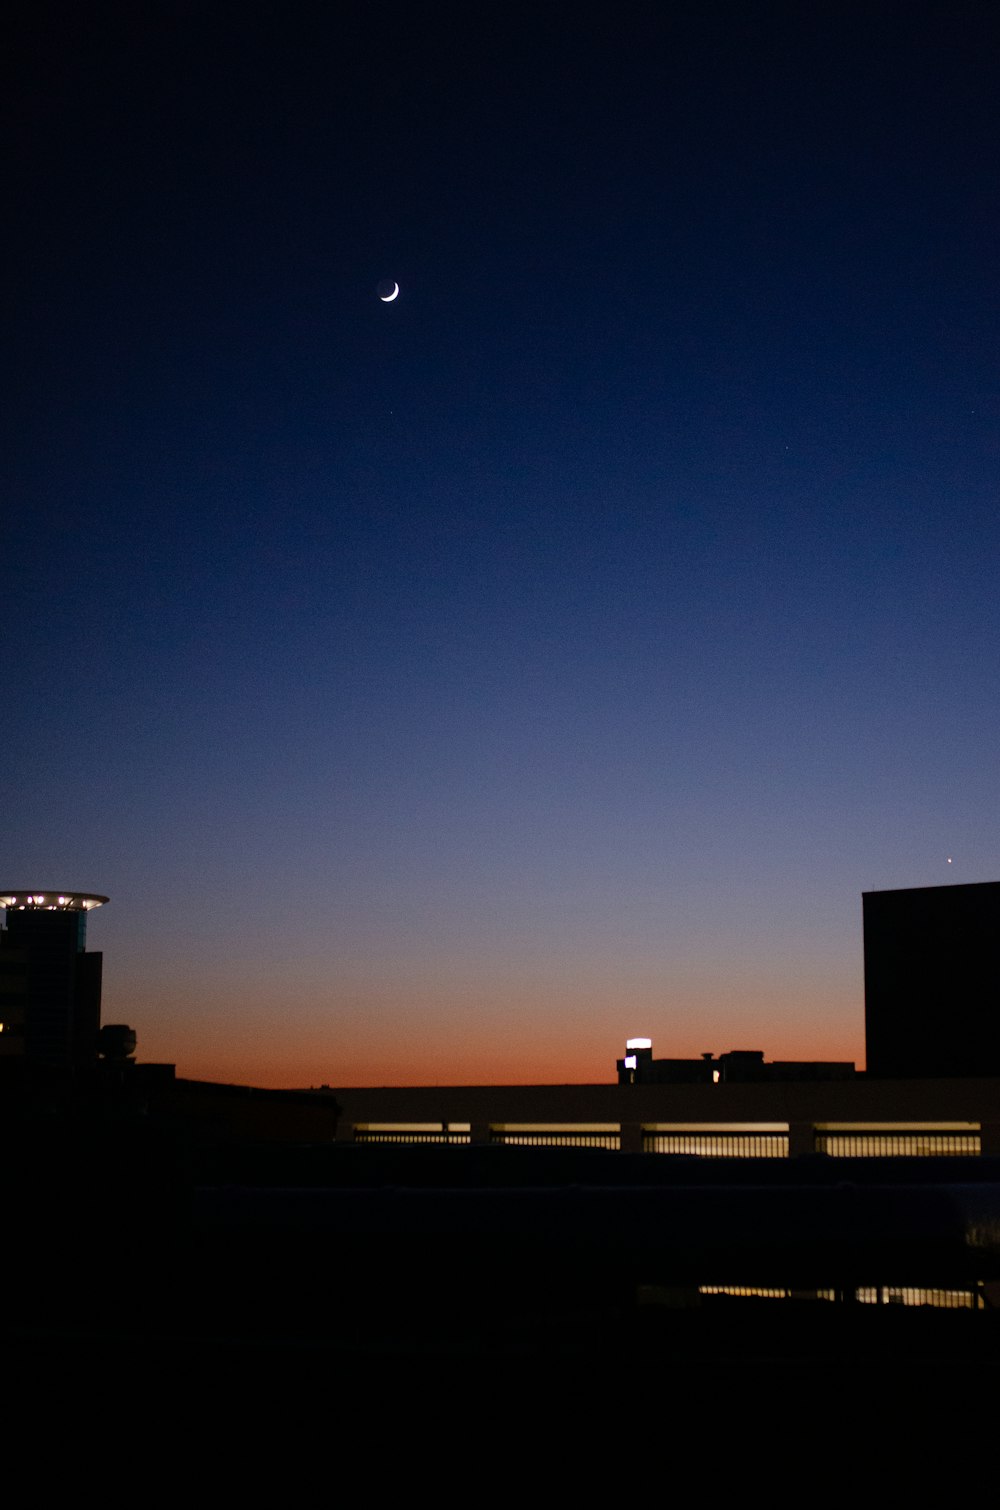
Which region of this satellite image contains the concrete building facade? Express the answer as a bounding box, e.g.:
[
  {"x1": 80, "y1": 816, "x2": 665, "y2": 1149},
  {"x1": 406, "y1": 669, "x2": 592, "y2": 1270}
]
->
[{"x1": 327, "y1": 1074, "x2": 1000, "y2": 1158}]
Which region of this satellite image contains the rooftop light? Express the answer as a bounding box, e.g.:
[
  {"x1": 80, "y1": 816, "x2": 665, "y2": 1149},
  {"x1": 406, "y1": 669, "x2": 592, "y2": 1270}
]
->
[{"x1": 0, "y1": 891, "x2": 109, "y2": 912}]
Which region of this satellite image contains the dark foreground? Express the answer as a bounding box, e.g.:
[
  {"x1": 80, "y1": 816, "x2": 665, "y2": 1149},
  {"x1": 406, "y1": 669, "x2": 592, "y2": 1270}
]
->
[{"x1": 7, "y1": 1130, "x2": 1000, "y2": 1386}]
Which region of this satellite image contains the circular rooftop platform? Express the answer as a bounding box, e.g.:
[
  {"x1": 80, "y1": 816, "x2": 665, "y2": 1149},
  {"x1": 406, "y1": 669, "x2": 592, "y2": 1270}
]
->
[{"x1": 0, "y1": 891, "x2": 109, "y2": 911}]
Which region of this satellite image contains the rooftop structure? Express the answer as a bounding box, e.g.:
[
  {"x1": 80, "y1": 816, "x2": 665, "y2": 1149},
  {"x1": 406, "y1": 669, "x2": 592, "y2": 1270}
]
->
[
  {"x1": 0, "y1": 892, "x2": 109, "y2": 911},
  {"x1": 616, "y1": 1040, "x2": 856, "y2": 1087}
]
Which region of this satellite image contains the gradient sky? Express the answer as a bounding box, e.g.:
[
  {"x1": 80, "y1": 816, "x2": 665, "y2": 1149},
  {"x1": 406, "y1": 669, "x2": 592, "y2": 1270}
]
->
[{"x1": 5, "y1": 3, "x2": 999, "y2": 1085}]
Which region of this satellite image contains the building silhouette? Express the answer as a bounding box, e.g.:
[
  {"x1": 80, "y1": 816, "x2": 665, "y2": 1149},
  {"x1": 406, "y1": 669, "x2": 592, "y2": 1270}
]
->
[
  {"x1": 615, "y1": 1041, "x2": 855, "y2": 1087},
  {"x1": 864, "y1": 881, "x2": 1000, "y2": 1079},
  {"x1": 0, "y1": 891, "x2": 108, "y2": 1067}
]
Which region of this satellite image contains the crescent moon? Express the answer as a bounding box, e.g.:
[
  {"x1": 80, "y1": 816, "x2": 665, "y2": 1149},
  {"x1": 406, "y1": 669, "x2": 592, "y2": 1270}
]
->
[{"x1": 380, "y1": 281, "x2": 399, "y2": 302}]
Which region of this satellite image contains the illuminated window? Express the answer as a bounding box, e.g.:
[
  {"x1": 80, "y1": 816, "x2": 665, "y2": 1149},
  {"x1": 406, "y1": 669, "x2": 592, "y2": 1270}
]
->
[
  {"x1": 855, "y1": 1287, "x2": 983, "y2": 1309},
  {"x1": 815, "y1": 1123, "x2": 981, "y2": 1157},
  {"x1": 354, "y1": 1123, "x2": 471, "y2": 1144},
  {"x1": 492, "y1": 1124, "x2": 621, "y2": 1150},
  {"x1": 697, "y1": 1286, "x2": 982, "y2": 1308},
  {"x1": 644, "y1": 1123, "x2": 789, "y2": 1158}
]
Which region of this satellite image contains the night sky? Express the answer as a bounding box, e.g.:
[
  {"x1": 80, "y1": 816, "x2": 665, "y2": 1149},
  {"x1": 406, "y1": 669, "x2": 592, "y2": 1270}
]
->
[{"x1": 6, "y1": 3, "x2": 999, "y2": 1085}]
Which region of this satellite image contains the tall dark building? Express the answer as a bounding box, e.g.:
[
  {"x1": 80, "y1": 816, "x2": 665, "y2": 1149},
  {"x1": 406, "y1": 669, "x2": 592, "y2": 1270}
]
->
[
  {"x1": 0, "y1": 891, "x2": 108, "y2": 1068},
  {"x1": 864, "y1": 881, "x2": 1000, "y2": 1078}
]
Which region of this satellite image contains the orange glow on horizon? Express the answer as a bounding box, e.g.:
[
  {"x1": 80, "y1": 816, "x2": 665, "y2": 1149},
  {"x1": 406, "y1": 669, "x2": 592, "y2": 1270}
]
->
[
  {"x1": 149, "y1": 1027, "x2": 865, "y2": 1091},
  {"x1": 118, "y1": 967, "x2": 865, "y2": 1089}
]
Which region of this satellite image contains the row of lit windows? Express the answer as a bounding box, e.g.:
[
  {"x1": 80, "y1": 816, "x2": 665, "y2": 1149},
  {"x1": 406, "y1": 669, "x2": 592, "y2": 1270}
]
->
[
  {"x1": 700, "y1": 1286, "x2": 826, "y2": 1300},
  {"x1": 816, "y1": 1133, "x2": 981, "y2": 1157},
  {"x1": 350, "y1": 1123, "x2": 983, "y2": 1157},
  {"x1": 698, "y1": 1286, "x2": 984, "y2": 1309},
  {"x1": 855, "y1": 1287, "x2": 983, "y2": 1309},
  {"x1": 646, "y1": 1134, "x2": 789, "y2": 1157},
  {"x1": 494, "y1": 1133, "x2": 621, "y2": 1150},
  {"x1": 355, "y1": 1130, "x2": 621, "y2": 1149}
]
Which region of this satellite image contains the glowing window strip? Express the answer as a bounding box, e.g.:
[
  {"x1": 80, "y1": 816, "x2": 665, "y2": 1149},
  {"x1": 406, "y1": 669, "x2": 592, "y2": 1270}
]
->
[
  {"x1": 644, "y1": 1122, "x2": 789, "y2": 1133},
  {"x1": 493, "y1": 1123, "x2": 619, "y2": 1134},
  {"x1": 356, "y1": 1122, "x2": 472, "y2": 1133},
  {"x1": 817, "y1": 1133, "x2": 980, "y2": 1157},
  {"x1": 855, "y1": 1288, "x2": 982, "y2": 1309},
  {"x1": 814, "y1": 1121, "x2": 980, "y2": 1132},
  {"x1": 645, "y1": 1134, "x2": 788, "y2": 1158}
]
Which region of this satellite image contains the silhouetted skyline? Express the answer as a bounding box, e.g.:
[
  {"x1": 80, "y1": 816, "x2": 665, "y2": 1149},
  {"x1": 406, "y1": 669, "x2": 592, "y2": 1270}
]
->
[{"x1": 6, "y1": 4, "x2": 999, "y2": 1084}]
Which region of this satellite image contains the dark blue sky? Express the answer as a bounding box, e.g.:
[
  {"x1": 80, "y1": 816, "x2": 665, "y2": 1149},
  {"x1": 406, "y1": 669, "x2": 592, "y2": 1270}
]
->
[{"x1": 6, "y1": 2, "x2": 999, "y2": 1083}]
